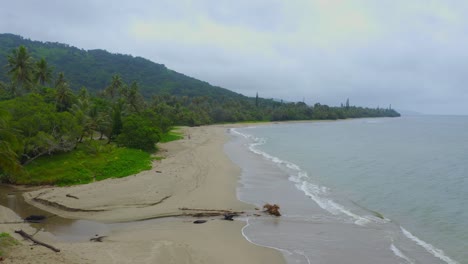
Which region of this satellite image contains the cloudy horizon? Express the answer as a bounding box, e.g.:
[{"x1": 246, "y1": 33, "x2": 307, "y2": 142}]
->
[{"x1": 1, "y1": 0, "x2": 467, "y2": 115}]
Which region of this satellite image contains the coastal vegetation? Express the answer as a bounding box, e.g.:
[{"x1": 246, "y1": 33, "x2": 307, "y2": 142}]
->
[
  {"x1": 19, "y1": 144, "x2": 152, "y2": 186},
  {"x1": 0, "y1": 232, "x2": 18, "y2": 259},
  {"x1": 0, "y1": 35, "x2": 400, "y2": 186}
]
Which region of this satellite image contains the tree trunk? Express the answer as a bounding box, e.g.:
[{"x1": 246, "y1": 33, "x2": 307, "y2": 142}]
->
[{"x1": 14, "y1": 230, "x2": 60, "y2": 252}]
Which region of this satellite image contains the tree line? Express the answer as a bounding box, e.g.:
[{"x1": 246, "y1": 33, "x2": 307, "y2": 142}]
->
[{"x1": 0, "y1": 45, "x2": 400, "y2": 182}]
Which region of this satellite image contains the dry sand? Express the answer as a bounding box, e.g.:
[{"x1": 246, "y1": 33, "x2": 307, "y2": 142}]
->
[{"x1": 0, "y1": 125, "x2": 285, "y2": 263}]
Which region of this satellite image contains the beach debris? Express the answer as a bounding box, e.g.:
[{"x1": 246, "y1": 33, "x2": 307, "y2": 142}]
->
[
  {"x1": 66, "y1": 194, "x2": 79, "y2": 199},
  {"x1": 223, "y1": 213, "x2": 236, "y2": 221},
  {"x1": 179, "y1": 208, "x2": 243, "y2": 218},
  {"x1": 155, "y1": 170, "x2": 162, "y2": 173},
  {"x1": 24, "y1": 215, "x2": 46, "y2": 223},
  {"x1": 254, "y1": 214, "x2": 261, "y2": 217},
  {"x1": 90, "y1": 235, "x2": 107, "y2": 242},
  {"x1": 14, "y1": 230, "x2": 60, "y2": 252},
  {"x1": 263, "y1": 203, "x2": 281, "y2": 216},
  {"x1": 193, "y1": 220, "x2": 207, "y2": 224}
]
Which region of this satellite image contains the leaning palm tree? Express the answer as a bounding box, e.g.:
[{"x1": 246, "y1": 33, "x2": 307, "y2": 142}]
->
[
  {"x1": 6, "y1": 45, "x2": 35, "y2": 96},
  {"x1": 34, "y1": 58, "x2": 53, "y2": 86}
]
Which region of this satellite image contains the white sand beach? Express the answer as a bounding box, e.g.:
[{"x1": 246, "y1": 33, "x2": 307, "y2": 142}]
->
[{"x1": 0, "y1": 125, "x2": 285, "y2": 264}]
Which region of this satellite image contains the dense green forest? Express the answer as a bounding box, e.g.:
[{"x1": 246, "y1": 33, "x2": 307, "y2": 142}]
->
[
  {"x1": 0, "y1": 37, "x2": 399, "y2": 184},
  {"x1": 0, "y1": 33, "x2": 242, "y2": 99}
]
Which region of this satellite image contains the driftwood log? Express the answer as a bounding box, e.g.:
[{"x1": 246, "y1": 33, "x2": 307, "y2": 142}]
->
[
  {"x1": 14, "y1": 230, "x2": 60, "y2": 252},
  {"x1": 66, "y1": 194, "x2": 79, "y2": 199},
  {"x1": 223, "y1": 213, "x2": 236, "y2": 221},
  {"x1": 90, "y1": 236, "x2": 106, "y2": 242}
]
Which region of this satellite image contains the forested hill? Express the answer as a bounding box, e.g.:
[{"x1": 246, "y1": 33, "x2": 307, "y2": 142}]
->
[{"x1": 0, "y1": 33, "x2": 242, "y2": 99}]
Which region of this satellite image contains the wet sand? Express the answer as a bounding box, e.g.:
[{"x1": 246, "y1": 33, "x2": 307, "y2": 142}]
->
[{"x1": 0, "y1": 125, "x2": 285, "y2": 264}]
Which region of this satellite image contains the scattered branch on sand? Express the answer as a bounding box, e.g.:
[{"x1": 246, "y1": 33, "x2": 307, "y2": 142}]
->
[
  {"x1": 135, "y1": 208, "x2": 244, "y2": 222},
  {"x1": 263, "y1": 203, "x2": 281, "y2": 216},
  {"x1": 90, "y1": 236, "x2": 106, "y2": 242},
  {"x1": 144, "y1": 195, "x2": 171, "y2": 207},
  {"x1": 66, "y1": 194, "x2": 79, "y2": 199},
  {"x1": 14, "y1": 230, "x2": 60, "y2": 252},
  {"x1": 179, "y1": 208, "x2": 243, "y2": 218},
  {"x1": 179, "y1": 208, "x2": 242, "y2": 213},
  {"x1": 193, "y1": 220, "x2": 207, "y2": 224},
  {"x1": 223, "y1": 213, "x2": 236, "y2": 221}
]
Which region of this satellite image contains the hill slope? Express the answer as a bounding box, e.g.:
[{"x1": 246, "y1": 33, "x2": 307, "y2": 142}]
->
[{"x1": 0, "y1": 33, "x2": 243, "y2": 99}]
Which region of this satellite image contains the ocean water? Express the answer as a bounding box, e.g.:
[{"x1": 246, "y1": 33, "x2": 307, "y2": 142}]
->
[{"x1": 225, "y1": 116, "x2": 468, "y2": 264}]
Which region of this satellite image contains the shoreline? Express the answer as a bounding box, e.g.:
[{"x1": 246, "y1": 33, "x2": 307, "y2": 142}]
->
[
  {"x1": 0, "y1": 125, "x2": 285, "y2": 263},
  {"x1": 227, "y1": 120, "x2": 462, "y2": 264}
]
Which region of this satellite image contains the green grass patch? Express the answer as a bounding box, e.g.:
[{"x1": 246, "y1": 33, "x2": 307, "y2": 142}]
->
[
  {"x1": 153, "y1": 156, "x2": 165, "y2": 161},
  {"x1": 0, "y1": 232, "x2": 18, "y2": 257},
  {"x1": 160, "y1": 127, "x2": 184, "y2": 143},
  {"x1": 18, "y1": 142, "x2": 152, "y2": 186}
]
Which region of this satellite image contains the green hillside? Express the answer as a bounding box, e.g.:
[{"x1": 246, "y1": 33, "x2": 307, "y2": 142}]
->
[
  {"x1": 0, "y1": 33, "x2": 242, "y2": 99},
  {"x1": 0, "y1": 33, "x2": 400, "y2": 125},
  {"x1": 0, "y1": 35, "x2": 401, "y2": 184}
]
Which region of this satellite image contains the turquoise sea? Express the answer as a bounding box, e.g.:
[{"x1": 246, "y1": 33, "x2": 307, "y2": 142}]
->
[{"x1": 226, "y1": 116, "x2": 467, "y2": 264}]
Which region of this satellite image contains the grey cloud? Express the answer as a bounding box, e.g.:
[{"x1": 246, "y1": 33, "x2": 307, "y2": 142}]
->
[{"x1": 1, "y1": 0, "x2": 468, "y2": 114}]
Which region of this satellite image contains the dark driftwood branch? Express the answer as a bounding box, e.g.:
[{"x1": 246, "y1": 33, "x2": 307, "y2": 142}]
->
[
  {"x1": 14, "y1": 230, "x2": 60, "y2": 252},
  {"x1": 179, "y1": 207, "x2": 241, "y2": 213},
  {"x1": 66, "y1": 194, "x2": 79, "y2": 199},
  {"x1": 90, "y1": 236, "x2": 106, "y2": 242}
]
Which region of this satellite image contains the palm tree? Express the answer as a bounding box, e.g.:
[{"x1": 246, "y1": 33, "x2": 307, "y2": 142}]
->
[
  {"x1": 125, "y1": 81, "x2": 143, "y2": 113},
  {"x1": 54, "y1": 72, "x2": 74, "y2": 111},
  {"x1": 105, "y1": 74, "x2": 123, "y2": 100},
  {"x1": 71, "y1": 98, "x2": 92, "y2": 142},
  {"x1": 6, "y1": 46, "x2": 35, "y2": 96},
  {"x1": 34, "y1": 58, "x2": 53, "y2": 86}
]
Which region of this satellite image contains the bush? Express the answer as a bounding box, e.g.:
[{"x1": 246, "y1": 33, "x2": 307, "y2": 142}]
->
[{"x1": 117, "y1": 114, "x2": 160, "y2": 152}]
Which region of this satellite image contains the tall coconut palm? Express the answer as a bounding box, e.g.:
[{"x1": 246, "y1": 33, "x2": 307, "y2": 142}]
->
[
  {"x1": 105, "y1": 74, "x2": 123, "y2": 100},
  {"x1": 34, "y1": 58, "x2": 53, "y2": 86},
  {"x1": 125, "y1": 81, "x2": 144, "y2": 113},
  {"x1": 54, "y1": 72, "x2": 74, "y2": 111},
  {"x1": 6, "y1": 45, "x2": 35, "y2": 96}
]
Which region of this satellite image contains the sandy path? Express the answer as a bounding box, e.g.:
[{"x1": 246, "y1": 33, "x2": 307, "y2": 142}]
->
[{"x1": 1, "y1": 125, "x2": 285, "y2": 263}]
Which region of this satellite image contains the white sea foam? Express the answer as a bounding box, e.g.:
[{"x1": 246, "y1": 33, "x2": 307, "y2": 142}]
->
[
  {"x1": 298, "y1": 181, "x2": 372, "y2": 226},
  {"x1": 232, "y1": 128, "x2": 375, "y2": 226},
  {"x1": 233, "y1": 127, "x2": 460, "y2": 264},
  {"x1": 390, "y1": 243, "x2": 415, "y2": 264},
  {"x1": 400, "y1": 227, "x2": 459, "y2": 264}
]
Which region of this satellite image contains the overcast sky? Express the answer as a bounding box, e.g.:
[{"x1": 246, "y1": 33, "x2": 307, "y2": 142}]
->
[{"x1": 1, "y1": 0, "x2": 468, "y2": 114}]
